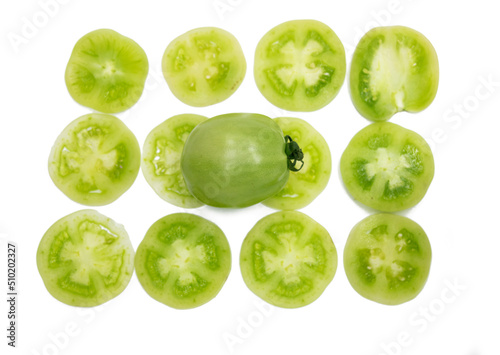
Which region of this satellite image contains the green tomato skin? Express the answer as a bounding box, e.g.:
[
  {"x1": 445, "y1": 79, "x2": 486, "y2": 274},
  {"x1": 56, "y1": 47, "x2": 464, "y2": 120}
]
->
[
  {"x1": 141, "y1": 114, "x2": 207, "y2": 208},
  {"x1": 181, "y1": 113, "x2": 289, "y2": 208},
  {"x1": 263, "y1": 116, "x2": 332, "y2": 210}
]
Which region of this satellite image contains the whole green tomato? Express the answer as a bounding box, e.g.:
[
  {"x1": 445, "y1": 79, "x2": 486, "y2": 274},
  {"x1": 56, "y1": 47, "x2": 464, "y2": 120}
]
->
[{"x1": 181, "y1": 113, "x2": 303, "y2": 208}]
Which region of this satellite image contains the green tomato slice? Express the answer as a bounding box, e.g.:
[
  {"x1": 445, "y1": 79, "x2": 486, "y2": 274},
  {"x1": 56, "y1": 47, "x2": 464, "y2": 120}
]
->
[
  {"x1": 181, "y1": 113, "x2": 290, "y2": 208},
  {"x1": 240, "y1": 211, "x2": 337, "y2": 308},
  {"x1": 135, "y1": 213, "x2": 231, "y2": 309},
  {"x1": 48, "y1": 113, "x2": 141, "y2": 206},
  {"x1": 65, "y1": 29, "x2": 149, "y2": 113},
  {"x1": 162, "y1": 27, "x2": 246, "y2": 107},
  {"x1": 263, "y1": 117, "x2": 331, "y2": 210},
  {"x1": 344, "y1": 213, "x2": 432, "y2": 305},
  {"x1": 350, "y1": 26, "x2": 439, "y2": 121},
  {"x1": 340, "y1": 122, "x2": 434, "y2": 212},
  {"x1": 37, "y1": 210, "x2": 135, "y2": 307},
  {"x1": 142, "y1": 114, "x2": 207, "y2": 208},
  {"x1": 254, "y1": 20, "x2": 346, "y2": 112}
]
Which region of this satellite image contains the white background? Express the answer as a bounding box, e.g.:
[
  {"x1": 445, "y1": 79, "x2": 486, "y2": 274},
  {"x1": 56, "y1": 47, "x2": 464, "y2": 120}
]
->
[{"x1": 1, "y1": 0, "x2": 499, "y2": 354}]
